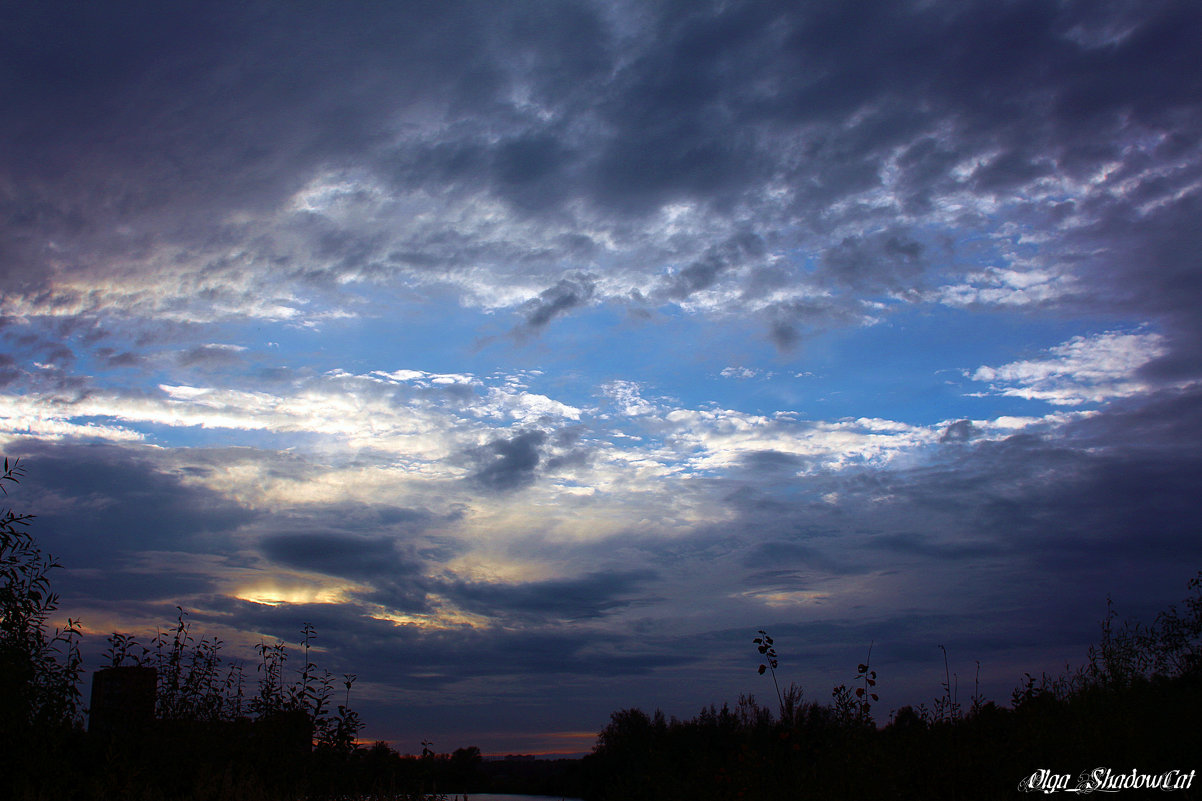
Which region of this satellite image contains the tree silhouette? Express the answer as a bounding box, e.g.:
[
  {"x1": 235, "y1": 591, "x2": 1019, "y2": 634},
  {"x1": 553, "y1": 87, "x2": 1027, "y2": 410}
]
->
[{"x1": 0, "y1": 458, "x2": 84, "y2": 796}]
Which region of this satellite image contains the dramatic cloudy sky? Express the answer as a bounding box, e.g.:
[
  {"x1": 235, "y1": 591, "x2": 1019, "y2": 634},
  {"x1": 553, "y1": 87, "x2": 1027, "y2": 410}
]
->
[{"x1": 4, "y1": 0, "x2": 1202, "y2": 754}]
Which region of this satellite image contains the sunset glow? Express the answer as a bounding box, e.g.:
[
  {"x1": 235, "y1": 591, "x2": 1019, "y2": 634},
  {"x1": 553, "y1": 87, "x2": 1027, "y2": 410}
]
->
[{"x1": 4, "y1": 0, "x2": 1201, "y2": 756}]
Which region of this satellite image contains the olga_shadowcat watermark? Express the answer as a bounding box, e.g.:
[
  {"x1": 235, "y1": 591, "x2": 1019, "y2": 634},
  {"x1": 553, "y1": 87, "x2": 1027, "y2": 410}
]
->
[{"x1": 1019, "y1": 768, "x2": 1196, "y2": 794}]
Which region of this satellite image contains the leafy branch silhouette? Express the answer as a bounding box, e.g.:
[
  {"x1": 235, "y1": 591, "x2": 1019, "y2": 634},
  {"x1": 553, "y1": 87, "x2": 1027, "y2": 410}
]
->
[{"x1": 753, "y1": 629, "x2": 784, "y2": 717}]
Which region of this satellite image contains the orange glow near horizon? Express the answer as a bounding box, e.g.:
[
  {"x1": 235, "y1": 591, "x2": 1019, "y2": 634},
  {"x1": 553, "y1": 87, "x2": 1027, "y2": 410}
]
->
[{"x1": 480, "y1": 730, "x2": 599, "y2": 758}]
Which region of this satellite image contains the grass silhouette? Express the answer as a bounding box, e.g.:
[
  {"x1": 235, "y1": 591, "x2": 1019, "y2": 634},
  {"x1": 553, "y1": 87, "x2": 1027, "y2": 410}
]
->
[
  {"x1": 3, "y1": 454, "x2": 1200, "y2": 799},
  {"x1": 582, "y1": 581, "x2": 1202, "y2": 801}
]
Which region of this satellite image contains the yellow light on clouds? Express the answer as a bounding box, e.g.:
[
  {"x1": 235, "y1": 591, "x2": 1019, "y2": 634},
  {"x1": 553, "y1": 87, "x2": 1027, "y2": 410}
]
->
[{"x1": 234, "y1": 580, "x2": 360, "y2": 607}]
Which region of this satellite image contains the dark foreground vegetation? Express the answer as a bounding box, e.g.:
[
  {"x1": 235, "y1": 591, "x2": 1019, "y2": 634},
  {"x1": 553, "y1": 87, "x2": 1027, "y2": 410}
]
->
[
  {"x1": 581, "y1": 639, "x2": 1201, "y2": 799},
  {"x1": 3, "y1": 456, "x2": 1201, "y2": 799},
  {"x1": 579, "y1": 591, "x2": 1202, "y2": 800}
]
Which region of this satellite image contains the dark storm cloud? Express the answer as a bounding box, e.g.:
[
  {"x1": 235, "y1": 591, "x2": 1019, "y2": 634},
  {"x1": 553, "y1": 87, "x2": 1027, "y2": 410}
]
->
[
  {"x1": 195, "y1": 591, "x2": 690, "y2": 692},
  {"x1": 1, "y1": 1, "x2": 600, "y2": 306},
  {"x1": 260, "y1": 532, "x2": 422, "y2": 582},
  {"x1": 819, "y1": 233, "x2": 927, "y2": 294},
  {"x1": 871, "y1": 532, "x2": 1002, "y2": 561},
  {"x1": 8, "y1": 440, "x2": 252, "y2": 559},
  {"x1": 4, "y1": 0, "x2": 1201, "y2": 363},
  {"x1": 526, "y1": 380, "x2": 1202, "y2": 615},
  {"x1": 444, "y1": 568, "x2": 660, "y2": 623},
  {"x1": 468, "y1": 429, "x2": 547, "y2": 492},
  {"x1": 41, "y1": 344, "x2": 76, "y2": 366},
  {"x1": 64, "y1": 569, "x2": 218, "y2": 606},
  {"x1": 657, "y1": 230, "x2": 767, "y2": 303},
  {"x1": 585, "y1": 0, "x2": 1201, "y2": 349},
  {"x1": 1074, "y1": 191, "x2": 1202, "y2": 382},
  {"x1": 95, "y1": 348, "x2": 146, "y2": 369},
  {"x1": 739, "y1": 450, "x2": 804, "y2": 474},
  {"x1": 656, "y1": 387, "x2": 1202, "y2": 659},
  {"x1": 1003, "y1": 405, "x2": 1202, "y2": 563},
  {"x1": 722, "y1": 484, "x2": 831, "y2": 524},
  {"x1": 3, "y1": 1, "x2": 605, "y2": 203},
  {"x1": 763, "y1": 297, "x2": 870, "y2": 351},
  {"x1": 251, "y1": 504, "x2": 465, "y2": 614},
  {"x1": 0, "y1": 353, "x2": 18, "y2": 387},
  {"x1": 940, "y1": 419, "x2": 980, "y2": 443},
  {"x1": 394, "y1": 624, "x2": 690, "y2": 682},
  {"x1": 545, "y1": 447, "x2": 593, "y2": 473},
  {"x1": 520, "y1": 275, "x2": 596, "y2": 331},
  {"x1": 1, "y1": 440, "x2": 254, "y2": 607},
  {"x1": 595, "y1": 389, "x2": 1202, "y2": 713},
  {"x1": 816, "y1": 388, "x2": 1202, "y2": 578},
  {"x1": 176, "y1": 344, "x2": 246, "y2": 369},
  {"x1": 742, "y1": 541, "x2": 858, "y2": 576},
  {"x1": 2, "y1": 330, "x2": 77, "y2": 370},
  {"x1": 768, "y1": 320, "x2": 803, "y2": 352},
  {"x1": 588, "y1": 1, "x2": 783, "y2": 213},
  {"x1": 3, "y1": 2, "x2": 489, "y2": 198},
  {"x1": 489, "y1": 132, "x2": 578, "y2": 212}
]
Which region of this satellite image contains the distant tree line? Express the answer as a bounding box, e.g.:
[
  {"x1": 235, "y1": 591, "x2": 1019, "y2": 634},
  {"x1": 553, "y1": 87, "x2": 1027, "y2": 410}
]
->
[
  {"x1": 0, "y1": 457, "x2": 497, "y2": 800},
  {"x1": 1, "y1": 457, "x2": 379, "y2": 799},
  {"x1": 5, "y1": 455, "x2": 1201, "y2": 800},
  {"x1": 0, "y1": 456, "x2": 585, "y2": 800},
  {"x1": 580, "y1": 576, "x2": 1202, "y2": 801}
]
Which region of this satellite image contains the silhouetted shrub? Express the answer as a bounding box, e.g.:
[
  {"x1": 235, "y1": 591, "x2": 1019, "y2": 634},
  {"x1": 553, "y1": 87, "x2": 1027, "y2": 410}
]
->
[
  {"x1": 0, "y1": 459, "x2": 85, "y2": 799},
  {"x1": 580, "y1": 577, "x2": 1202, "y2": 801}
]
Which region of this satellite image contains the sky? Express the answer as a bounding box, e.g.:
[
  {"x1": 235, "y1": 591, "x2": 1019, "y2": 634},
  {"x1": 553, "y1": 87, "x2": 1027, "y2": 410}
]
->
[{"x1": 3, "y1": 0, "x2": 1202, "y2": 756}]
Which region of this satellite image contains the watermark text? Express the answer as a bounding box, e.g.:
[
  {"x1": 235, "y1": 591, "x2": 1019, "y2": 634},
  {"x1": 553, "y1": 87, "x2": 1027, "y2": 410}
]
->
[{"x1": 1019, "y1": 768, "x2": 1196, "y2": 794}]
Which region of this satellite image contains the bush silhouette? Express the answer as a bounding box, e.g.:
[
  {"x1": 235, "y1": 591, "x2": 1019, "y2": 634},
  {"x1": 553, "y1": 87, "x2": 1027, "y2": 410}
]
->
[
  {"x1": 0, "y1": 458, "x2": 86, "y2": 799},
  {"x1": 5, "y1": 453, "x2": 1202, "y2": 800},
  {"x1": 581, "y1": 579, "x2": 1202, "y2": 801},
  {"x1": 0, "y1": 457, "x2": 393, "y2": 800}
]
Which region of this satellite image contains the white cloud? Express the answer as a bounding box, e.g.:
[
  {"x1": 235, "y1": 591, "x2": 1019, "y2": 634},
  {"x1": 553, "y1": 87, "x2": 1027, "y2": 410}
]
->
[
  {"x1": 0, "y1": 250, "x2": 313, "y2": 326},
  {"x1": 0, "y1": 395, "x2": 146, "y2": 445},
  {"x1": 600, "y1": 380, "x2": 661, "y2": 417},
  {"x1": 372, "y1": 369, "x2": 479, "y2": 388},
  {"x1": 970, "y1": 330, "x2": 1169, "y2": 405},
  {"x1": 479, "y1": 388, "x2": 583, "y2": 423},
  {"x1": 720, "y1": 366, "x2": 772, "y2": 380},
  {"x1": 0, "y1": 366, "x2": 588, "y2": 482},
  {"x1": 658, "y1": 409, "x2": 938, "y2": 473},
  {"x1": 932, "y1": 265, "x2": 1078, "y2": 308}
]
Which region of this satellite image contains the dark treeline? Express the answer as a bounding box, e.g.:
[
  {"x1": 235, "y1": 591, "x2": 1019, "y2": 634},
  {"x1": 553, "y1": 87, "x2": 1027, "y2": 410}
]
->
[
  {"x1": 579, "y1": 582, "x2": 1202, "y2": 801},
  {"x1": 4, "y1": 455, "x2": 1202, "y2": 799},
  {"x1": 2, "y1": 457, "x2": 455, "y2": 800},
  {"x1": 0, "y1": 456, "x2": 584, "y2": 800}
]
